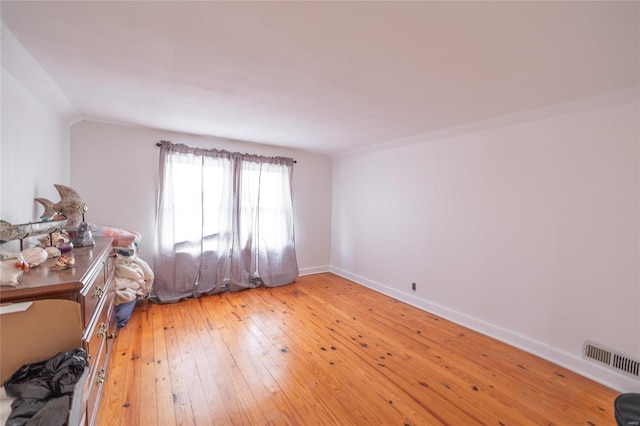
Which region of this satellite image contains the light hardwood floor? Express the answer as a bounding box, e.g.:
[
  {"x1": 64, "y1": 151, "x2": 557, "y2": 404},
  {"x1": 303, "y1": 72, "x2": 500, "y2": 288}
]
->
[{"x1": 97, "y1": 273, "x2": 619, "y2": 425}]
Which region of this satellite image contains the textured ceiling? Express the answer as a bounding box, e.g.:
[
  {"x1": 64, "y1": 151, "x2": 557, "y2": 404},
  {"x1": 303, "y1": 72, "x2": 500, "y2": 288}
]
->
[{"x1": 1, "y1": 1, "x2": 638, "y2": 154}]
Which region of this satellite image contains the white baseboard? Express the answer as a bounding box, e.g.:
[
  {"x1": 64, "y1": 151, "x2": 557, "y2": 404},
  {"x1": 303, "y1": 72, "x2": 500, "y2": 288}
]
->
[
  {"x1": 329, "y1": 266, "x2": 639, "y2": 393},
  {"x1": 299, "y1": 265, "x2": 331, "y2": 276}
]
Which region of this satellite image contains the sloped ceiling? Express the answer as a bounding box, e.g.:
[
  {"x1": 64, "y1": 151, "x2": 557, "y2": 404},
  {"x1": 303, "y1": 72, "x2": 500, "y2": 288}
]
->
[{"x1": 1, "y1": 1, "x2": 638, "y2": 154}]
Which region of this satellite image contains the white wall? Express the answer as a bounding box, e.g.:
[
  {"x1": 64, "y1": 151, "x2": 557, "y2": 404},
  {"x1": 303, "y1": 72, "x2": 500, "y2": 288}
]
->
[
  {"x1": 0, "y1": 23, "x2": 72, "y2": 251},
  {"x1": 70, "y1": 121, "x2": 332, "y2": 273},
  {"x1": 331, "y1": 93, "x2": 640, "y2": 392}
]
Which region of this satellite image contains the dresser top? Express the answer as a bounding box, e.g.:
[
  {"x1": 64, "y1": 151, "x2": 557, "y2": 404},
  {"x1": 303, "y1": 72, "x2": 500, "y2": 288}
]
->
[{"x1": 0, "y1": 236, "x2": 113, "y2": 302}]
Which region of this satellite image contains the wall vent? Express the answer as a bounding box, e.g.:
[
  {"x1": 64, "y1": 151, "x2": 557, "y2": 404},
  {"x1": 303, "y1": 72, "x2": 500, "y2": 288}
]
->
[{"x1": 584, "y1": 341, "x2": 640, "y2": 378}]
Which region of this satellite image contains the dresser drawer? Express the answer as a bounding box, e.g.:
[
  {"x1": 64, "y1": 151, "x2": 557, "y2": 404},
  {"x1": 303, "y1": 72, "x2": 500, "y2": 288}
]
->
[
  {"x1": 86, "y1": 337, "x2": 108, "y2": 426},
  {"x1": 83, "y1": 297, "x2": 109, "y2": 367},
  {"x1": 81, "y1": 261, "x2": 107, "y2": 328},
  {"x1": 82, "y1": 255, "x2": 115, "y2": 326}
]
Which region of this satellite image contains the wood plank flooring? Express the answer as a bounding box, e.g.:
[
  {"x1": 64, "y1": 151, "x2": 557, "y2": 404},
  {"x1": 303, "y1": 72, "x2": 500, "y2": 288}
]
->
[{"x1": 96, "y1": 273, "x2": 619, "y2": 425}]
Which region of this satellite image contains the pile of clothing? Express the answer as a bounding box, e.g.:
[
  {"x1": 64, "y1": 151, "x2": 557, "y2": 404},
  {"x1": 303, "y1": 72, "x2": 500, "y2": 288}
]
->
[
  {"x1": 4, "y1": 349, "x2": 87, "y2": 426},
  {"x1": 110, "y1": 231, "x2": 154, "y2": 328}
]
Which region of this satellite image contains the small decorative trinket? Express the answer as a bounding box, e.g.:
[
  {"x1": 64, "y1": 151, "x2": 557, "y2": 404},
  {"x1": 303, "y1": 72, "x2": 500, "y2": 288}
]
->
[
  {"x1": 56, "y1": 239, "x2": 74, "y2": 253},
  {"x1": 0, "y1": 252, "x2": 26, "y2": 286},
  {"x1": 50, "y1": 255, "x2": 75, "y2": 271},
  {"x1": 34, "y1": 184, "x2": 88, "y2": 228},
  {"x1": 21, "y1": 247, "x2": 48, "y2": 268},
  {"x1": 45, "y1": 246, "x2": 61, "y2": 258}
]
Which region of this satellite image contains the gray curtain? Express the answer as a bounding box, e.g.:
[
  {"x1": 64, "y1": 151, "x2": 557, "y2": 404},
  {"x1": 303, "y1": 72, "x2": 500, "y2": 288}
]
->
[
  {"x1": 228, "y1": 155, "x2": 299, "y2": 291},
  {"x1": 150, "y1": 141, "x2": 298, "y2": 303}
]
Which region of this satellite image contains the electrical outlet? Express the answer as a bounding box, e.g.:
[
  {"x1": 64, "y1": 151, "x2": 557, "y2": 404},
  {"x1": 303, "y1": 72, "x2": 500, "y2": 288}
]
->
[{"x1": 411, "y1": 282, "x2": 416, "y2": 291}]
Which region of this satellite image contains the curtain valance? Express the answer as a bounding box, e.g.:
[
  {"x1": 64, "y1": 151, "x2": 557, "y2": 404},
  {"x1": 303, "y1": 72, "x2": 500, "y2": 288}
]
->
[{"x1": 157, "y1": 140, "x2": 295, "y2": 166}]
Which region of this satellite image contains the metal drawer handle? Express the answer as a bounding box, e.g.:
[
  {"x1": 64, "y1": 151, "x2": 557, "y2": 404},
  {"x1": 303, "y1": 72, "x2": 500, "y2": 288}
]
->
[
  {"x1": 96, "y1": 368, "x2": 105, "y2": 385},
  {"x1": 93, "y1": 286, "x2": 104, "y2": 299},
  {"x1": 97, "y1": 322, "x2": 107, "y2": 338}
]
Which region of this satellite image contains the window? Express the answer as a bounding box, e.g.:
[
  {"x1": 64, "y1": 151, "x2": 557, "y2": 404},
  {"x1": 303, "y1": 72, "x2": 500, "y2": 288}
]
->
[{"x1": 153, "y1": 141, "x2": 298, "y2": 302}]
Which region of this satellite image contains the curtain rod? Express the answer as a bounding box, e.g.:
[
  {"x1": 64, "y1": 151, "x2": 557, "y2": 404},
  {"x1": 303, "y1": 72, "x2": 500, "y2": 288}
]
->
[{"x1": 155, "y1": 141, "x2": 296, "y2": 163}]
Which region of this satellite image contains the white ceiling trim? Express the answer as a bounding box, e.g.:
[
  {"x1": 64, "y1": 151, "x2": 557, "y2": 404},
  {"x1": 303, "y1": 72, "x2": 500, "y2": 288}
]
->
[{"x1": 333, "y1": 87, "x2": 640, "y2": 160}]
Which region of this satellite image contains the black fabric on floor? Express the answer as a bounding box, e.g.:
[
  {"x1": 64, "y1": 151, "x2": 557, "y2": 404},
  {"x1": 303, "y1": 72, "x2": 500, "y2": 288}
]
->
[{"x1": 4, "y1": 348, "x2": 87, "y2": 426}]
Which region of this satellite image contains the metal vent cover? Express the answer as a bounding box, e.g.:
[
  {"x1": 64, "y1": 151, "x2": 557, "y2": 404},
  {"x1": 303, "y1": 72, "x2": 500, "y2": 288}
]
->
[{"x1": 584, "y1": 341, "x2": 639, "y2": 378}]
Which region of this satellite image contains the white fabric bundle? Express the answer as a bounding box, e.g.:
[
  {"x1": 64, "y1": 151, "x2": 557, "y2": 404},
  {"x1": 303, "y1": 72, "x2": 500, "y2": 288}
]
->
[{"x1": 113, "y1": 253, "x2": 154, "y2": 305}]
